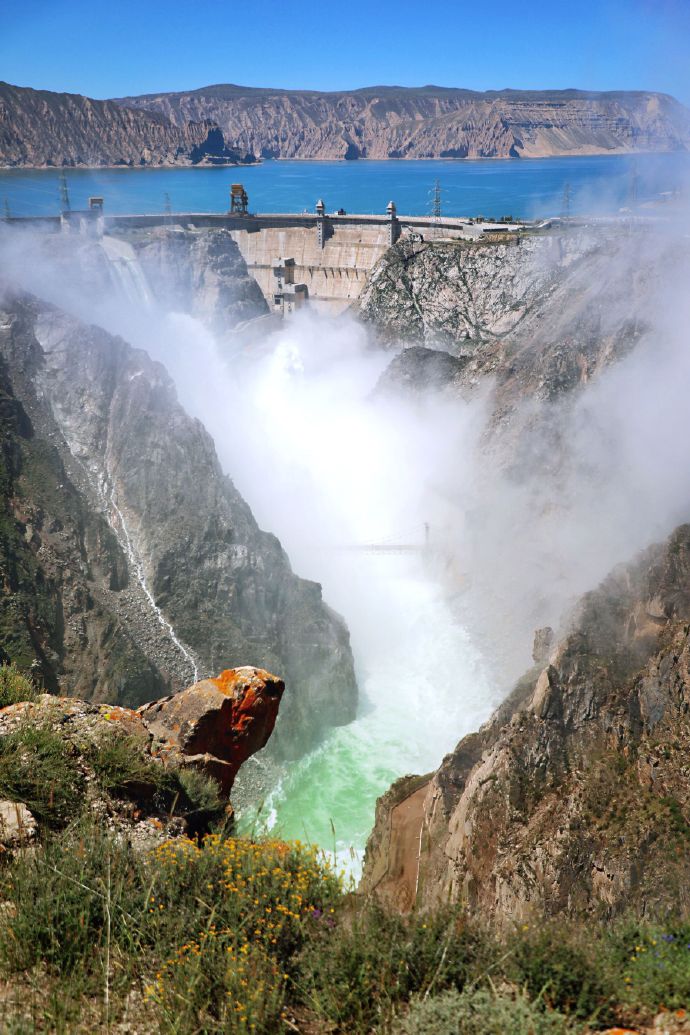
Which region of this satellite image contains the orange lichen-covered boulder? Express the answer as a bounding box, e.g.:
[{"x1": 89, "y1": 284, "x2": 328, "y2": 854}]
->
[{"x1": 138, "y1": 667, "x2": 284, "y2": 794}]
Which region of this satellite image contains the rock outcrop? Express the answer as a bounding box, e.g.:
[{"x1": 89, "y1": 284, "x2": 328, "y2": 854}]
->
[
  {"x1": 116, "y1": 226, "x2": 268, "y2": 334},
  {"x1": 363, "y1": 226, "x2": 683, "y2": 420},
  {"x1": 0, "y1": 800, "x2": 37, "y2": 849},
  {"x1": 119, "y1": 85, "x2": 690, "y2": 161},
  {"x1": 0, "y1": 666, "x2": 283, "y2": 848},
  {"x1": 139, "y1": 667, "x2": 284, "y2": 793},
  {"x1": 0, "y1": 290, "x2": 357, "y2": 756},
  {"x1": 361, "y1": 524, "x2": 690, "y2": 923},
  {"x1": 0, "y1": 81, "x2": 254, "y2": 168}
]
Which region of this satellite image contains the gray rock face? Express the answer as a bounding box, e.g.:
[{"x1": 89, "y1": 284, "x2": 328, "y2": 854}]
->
[
  {"x1": 364, "y1": 227, "x2": 682, "y2": 423},
  {"x1": 123, "y1": 227, "x2": 268, "y2": 335},
  {"x1": 0, "y1": 296, "x2": 171, "y2": 705},
  {"x1": 0, "y1": 291, "x2": 357, "y2": 757},
  {"x1": 9, "y1": 225, "x2": 267, "y2": 338},
  {"x1": 361, "y1": 525, "x2": 690, "y2": 922}
]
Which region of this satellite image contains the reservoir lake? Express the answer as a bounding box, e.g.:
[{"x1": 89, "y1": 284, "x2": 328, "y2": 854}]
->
[{"x1": 1, "y1": 152, "x2": 689, "y2": 220}]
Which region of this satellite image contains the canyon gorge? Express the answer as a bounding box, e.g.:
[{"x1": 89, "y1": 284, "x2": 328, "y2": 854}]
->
[{"x1": 2, "y1": 206, "x2": 690, "y2": 922}]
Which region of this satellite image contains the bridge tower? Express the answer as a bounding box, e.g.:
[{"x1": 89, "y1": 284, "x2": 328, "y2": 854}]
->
[{"x1": 387, "y1": 200, "x2": 400, "y2": 246}]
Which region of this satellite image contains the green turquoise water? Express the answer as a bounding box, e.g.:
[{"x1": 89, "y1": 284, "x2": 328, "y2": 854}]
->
[{"x1": 236, "y1": 560, "x2": 494, "y2": 875}]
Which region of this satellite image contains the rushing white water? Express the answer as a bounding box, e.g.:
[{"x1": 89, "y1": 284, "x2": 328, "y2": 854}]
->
[
  {"x1": 136, "y1": 308, "x2": 499, "y2": 871},
  {"x1": 100, "y1": 236, "x2": 153, "y2": 306},
  {"x1": 17, "y1": 239, "x2": 502, "y2": 869},
  {"x1": 253, "y1": 559, "x2": 493, "y2": 874}
]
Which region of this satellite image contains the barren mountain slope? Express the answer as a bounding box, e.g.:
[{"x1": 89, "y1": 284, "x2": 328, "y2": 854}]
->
[
  {"x1": 0, "y1": 81, "x2": 252, "y2": 168},
  {"x1": 120, "y1": 85, "x2": 690, "y2": 160}
]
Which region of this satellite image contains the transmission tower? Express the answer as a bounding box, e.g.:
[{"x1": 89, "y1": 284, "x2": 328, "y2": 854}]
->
[
  {"x1": 58, "y1": 171, "x2": 71, "y2": 213},
  {"x1": 629, "y1": 161, "x2": 639, "y2": 208},
  {"x1": 3, "y1": 198, "x2": 10, "y2": 221},
  {"x1": 561, "y1": 182, "x2": 571, "y2": 221},
  {"x1": 163, "y1": 192, "x2": 172, "y2": 216},
  {"x1": 430, "y1": 179, "x2": 442, "y2": 238},
  {"x1": 432, "y1": 179, "x2": 442, "y2": 219}
]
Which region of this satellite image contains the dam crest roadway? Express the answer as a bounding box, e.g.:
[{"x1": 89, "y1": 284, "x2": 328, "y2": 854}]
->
[{"x1": 5, "y1": 188, "x2": 532, "y2": 316}]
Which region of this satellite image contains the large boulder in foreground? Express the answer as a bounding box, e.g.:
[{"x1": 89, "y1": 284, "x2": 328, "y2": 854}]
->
[
  {"x1": 0, "y1": 666, "x2": 284, "y2": 846},
  {"x1": 139, "y1": 667, "x2": 284, "y2": 793}
]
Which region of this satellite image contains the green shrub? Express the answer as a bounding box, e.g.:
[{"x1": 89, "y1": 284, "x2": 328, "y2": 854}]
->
[
  {"x1": 172, "y1": 766, "x2": 225, "y2": 826},
  {"x1": 395, "y1": 987, "x2": 583, "y2": 1035},
  {"x1": 296, "y1": 905, "x2": 493, "y2": 1033},
  {"x1": 608, "y1": 920, "x2": 690, "y2": 1017},
  {"x1": 0, "y1": 816, "x2": 341, "y2": 1032},
  {"x1": 0, "y1": 663, "x2": 37, "y2": 709},
  {"x1": 0, "y1": 720, "x2": 82, "y2": 827},
  {"x1": 508, "y1": 922, "x2": 614, "y2": 1021}
]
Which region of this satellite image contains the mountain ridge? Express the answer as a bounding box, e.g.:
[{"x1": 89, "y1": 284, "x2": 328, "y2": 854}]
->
[
  {"x1": 119, "y1": 82, "x2": 690, "y2": 161},
  {"x1": 2, "y1": 80, "x2": 689, "y2": 167},
  {"x1": 0, "y1": 81, "x2": 253, "y2": 168}
]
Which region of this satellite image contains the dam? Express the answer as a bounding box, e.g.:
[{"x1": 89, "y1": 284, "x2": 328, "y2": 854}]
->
[{"x1": 5, "y1": 189, "x2": 529, "y2": 315}]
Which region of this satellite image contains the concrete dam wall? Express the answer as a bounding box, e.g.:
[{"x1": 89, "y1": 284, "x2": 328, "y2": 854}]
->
[{"x1": 6, "y1": 204, "x2": 529, "y2": 316}]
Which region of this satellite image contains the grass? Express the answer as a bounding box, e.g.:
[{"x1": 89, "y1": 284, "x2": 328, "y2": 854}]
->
[
  {"x1": 0, "y1": 818, "x2": 341, "y2": 1033},
  {"x1": 0, "y1": 720, "x2": 83, "y2": 827},
  {"x1": 0, "y1": 662, "x2": 37, "y2": 709},
  {"x1": 296, "y1": 903, "x2": 495, "y2": 1032},
  {"x1": 1, "y1": 813, "x2": 690, "y2": 1032},
  {"x1": 0, "y1": 715, "x2": 689, "y2": 1032}
]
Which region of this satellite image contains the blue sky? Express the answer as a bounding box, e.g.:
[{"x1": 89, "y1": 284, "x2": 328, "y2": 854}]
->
[{"x1": 2, "y1": 0, "x2": 690, "y2": 104}]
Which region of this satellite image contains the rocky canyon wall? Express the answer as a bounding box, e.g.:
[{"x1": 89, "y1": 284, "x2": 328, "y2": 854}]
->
[{"x1": 0, "y1": 288, "x2": 357, "y2": 757}]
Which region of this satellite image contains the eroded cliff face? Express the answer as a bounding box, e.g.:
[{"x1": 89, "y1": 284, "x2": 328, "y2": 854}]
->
[
  {"x1": 0, "y1": 82, "x2": 254, "y2": 168},
  {"x1": 119, "y1": 85, "x2": 690, "y2": 160},
  {"x1": 0, "y1": 299, "x2": 171, "y2": 705},
  {"x1": 119, "y1": 226, "x2": 268, "y2": 335},
  {"x1": 4, "y1": 223, "x2": 268, "y2": 339},
  {"x1": 0, "y1": 291, "x2": 357, "y2": 757},
  {"x1": 361, "y1": 524, "x2": 690, "y2": 922},
  {"x1": 363, "y1": 227, "x2": 680, "y2": 419}
]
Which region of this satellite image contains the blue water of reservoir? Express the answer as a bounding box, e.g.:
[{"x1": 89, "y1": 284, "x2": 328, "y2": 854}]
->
[{"x1": 1, "y1": 153, "x2": 688, "y2": 220}]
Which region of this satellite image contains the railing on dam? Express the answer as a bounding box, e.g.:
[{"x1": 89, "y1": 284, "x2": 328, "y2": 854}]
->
[{"x1": 2, "y1": 209, "x2": 528, "y2": 236}]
